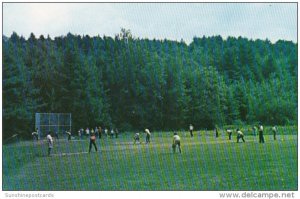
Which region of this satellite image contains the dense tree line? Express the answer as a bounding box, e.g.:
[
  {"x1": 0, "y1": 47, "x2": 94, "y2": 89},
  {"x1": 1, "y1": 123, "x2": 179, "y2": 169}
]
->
[{"x1": 2, "y1": 29, "x2": 297, "y2": 138}]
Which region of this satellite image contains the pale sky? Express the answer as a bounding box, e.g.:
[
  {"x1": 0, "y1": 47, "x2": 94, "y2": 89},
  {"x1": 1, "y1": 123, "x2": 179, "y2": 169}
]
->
[{"x1": 2, "y1": 3, "x2": 298, "y2": 43}]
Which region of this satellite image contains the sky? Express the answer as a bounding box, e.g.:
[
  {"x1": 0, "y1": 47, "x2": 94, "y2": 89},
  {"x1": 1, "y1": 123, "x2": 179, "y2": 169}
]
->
[{"x1": 2, "y1": 3, "x2": 298, "y2": 43}]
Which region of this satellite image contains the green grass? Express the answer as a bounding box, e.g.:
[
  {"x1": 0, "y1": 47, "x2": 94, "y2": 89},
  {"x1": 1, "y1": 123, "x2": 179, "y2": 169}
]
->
[{"x1": 2, "y1": 130, "x2": 297, "y2": 191}]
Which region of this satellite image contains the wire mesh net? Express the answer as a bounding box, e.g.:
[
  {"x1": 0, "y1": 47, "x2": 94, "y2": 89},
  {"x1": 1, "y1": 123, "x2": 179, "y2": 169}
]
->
[{"x1": 35, "y1": 113, "x2": 72, "y2": 138}]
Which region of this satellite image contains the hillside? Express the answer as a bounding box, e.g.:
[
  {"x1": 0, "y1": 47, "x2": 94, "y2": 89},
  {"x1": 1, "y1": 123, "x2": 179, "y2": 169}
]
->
[{"x1": 2, "y1": 30, "x2": 297, "y2": 138}]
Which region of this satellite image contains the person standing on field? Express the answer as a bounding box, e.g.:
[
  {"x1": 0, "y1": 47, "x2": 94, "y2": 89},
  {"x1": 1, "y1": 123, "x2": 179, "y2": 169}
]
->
[
  {"x1": 272, "y1": 126, "x2": 277, "y2": 140},
  {"x1": 226, "y1": 129, "x2": 232, "y2": 140},
  {"x1": 32, "y1": 128, "x2": 39, "y2": 141},
  {"x1": 86, "y1": 128, "x2": 90, "y2": 138},
  {"x1": 172, "y1": 132, "x2": 182, "y2": 153},
  {"x1": 80, "y1": 128, "x2": 84, "y2": 139},
  {"x1": 133, "y1": 132, "x2": 141, "y2": 144},
  {"x1": 98, "y1": 126, "x2": 102, "y2": 139},
  {"x1": 189, "y1": 124, "x2": 194, "y2": 137},
  {"x1": 78, "y1": 130, "x2": 81, "y2": 139},
  {"x1": 95, "y1": 127, "x2": 99, "y2": 138},
  {"x1": 236, "y1": 129, "x2": 245, "y2": 143},
  {"x1": 115, "y1": 128, "x2": 119, "y2": 138},
  {"x1": 215, "y1": 126, "x2": 219, "y2": 138},
  {"x1": 89, "y1": 130, "x2": 98, "y2": 153},
  {"x1": 47, "y1": 131, "x2": 54, "y2": 156},
  {"x1": 258, "y1": 123, "x2": 265, "y2": 143},
  {"x1": 104, "y1": 128, "x2": 108, "y2": 137},
  {"x1": 110, "y1": 129, "x2": 114, "y2": 139},
  {"x1": 145, "y1": 129, "x2": 151, "y2": 144},
  {"x1": 66, "y1": 131, "x2": 71, "y2": 141}
]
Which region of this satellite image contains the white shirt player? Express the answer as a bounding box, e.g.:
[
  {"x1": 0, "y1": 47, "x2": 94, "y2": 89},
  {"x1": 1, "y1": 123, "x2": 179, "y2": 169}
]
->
[
  {"x1": 86, "y1": 128, "x2": 90, "y2": 135},
  {"x1": 145, "y1": 129, "x2": 151, "y2": 135},
  {"x1": 173, "y1": 135, "x2": 181, "y2": 141},
  {"x1": 189, "y1": 125, "x2": 193, "y2": 131},
  {"x1": 237, "y1": 130, "x2": 244, "y2": 136},
  {"x1": 47, "y1": 134, "x2": 53, "y2": 148}
]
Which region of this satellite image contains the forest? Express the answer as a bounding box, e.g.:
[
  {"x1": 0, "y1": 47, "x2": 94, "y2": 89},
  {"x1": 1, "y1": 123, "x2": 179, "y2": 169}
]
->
[{"x1": 2, "y1": 29, "x2": 297, "y2": 139}]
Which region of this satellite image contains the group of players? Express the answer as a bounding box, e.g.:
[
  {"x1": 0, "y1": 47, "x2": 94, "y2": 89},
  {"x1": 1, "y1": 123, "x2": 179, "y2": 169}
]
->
[
  {"x1": 225, "y1": 123, "x2": 278, "y2": 143},
  {"x1": 77, "y1": 127, "x2": 120, "y2": 139},
  {"x1": 33, "y1": 122, "x2": 278, "y2": 156}
]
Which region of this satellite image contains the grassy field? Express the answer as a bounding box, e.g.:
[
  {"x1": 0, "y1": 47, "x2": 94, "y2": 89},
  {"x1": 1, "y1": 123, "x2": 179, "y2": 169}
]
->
[{"x1": 2, "y1": 129, "x2": 298, "y2": 191}]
